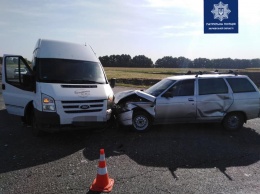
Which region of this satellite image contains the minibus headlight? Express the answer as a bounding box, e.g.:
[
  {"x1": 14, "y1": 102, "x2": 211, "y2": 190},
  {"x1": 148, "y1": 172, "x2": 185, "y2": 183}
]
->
[{"x1": 42, "y1": 94, "x2": 56, "y2": 112}]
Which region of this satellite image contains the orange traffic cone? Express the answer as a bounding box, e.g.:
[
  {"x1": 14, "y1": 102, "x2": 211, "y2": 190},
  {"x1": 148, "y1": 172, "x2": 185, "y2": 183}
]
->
[{"x1": 90, "y1": 149, "x2": 114, "y2": 192}]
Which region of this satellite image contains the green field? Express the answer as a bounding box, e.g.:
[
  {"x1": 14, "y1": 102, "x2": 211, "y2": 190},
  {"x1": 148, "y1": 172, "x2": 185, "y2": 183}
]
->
[
  {"x1": 105, "y1": 67, "x2": 260, "y2": 79},
  {"x1": 104, "y1": 67, "x2": 260, "y2": 87}
]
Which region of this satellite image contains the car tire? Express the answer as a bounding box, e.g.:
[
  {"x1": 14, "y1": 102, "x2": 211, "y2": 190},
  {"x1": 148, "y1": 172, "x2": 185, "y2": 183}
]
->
[
  {"x1": 132, "y1": 110, "x2": 152, "y2": 132},
  {"x1": 223, "y1": 112, "x2": 244, "y2": 131}
]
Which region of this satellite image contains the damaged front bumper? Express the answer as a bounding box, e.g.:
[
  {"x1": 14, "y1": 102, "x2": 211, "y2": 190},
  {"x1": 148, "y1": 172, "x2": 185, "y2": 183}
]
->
[
  {"x1": 114, "y1": 89, "x2": 156, "y2": 127},
  {"x1": 113, "y1": 103, "x2": 136, "y2": 126},
  {"x1": 115, "y1": 102, "x2": 155, "y2": 127},
  {"x1": 117, "y1": 110, "x2": 133, "y2": 126}
]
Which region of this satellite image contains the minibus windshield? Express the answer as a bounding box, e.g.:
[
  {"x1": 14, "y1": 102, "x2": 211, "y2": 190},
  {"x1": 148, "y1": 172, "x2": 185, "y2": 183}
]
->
[{"x1": 37, "y1": 58, "x2": 107, "y2": 84}]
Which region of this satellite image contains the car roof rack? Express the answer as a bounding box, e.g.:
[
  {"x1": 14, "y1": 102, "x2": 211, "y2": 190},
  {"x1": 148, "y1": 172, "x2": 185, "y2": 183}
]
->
[{"x1": 185, "y1": 69, "x2": 238, "y2": 77}]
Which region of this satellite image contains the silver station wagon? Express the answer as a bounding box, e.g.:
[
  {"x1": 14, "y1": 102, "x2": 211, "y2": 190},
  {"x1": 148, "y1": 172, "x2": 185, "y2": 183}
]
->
[{"x1": 115, "y1": 73, "x2": 260, "y2": 132}]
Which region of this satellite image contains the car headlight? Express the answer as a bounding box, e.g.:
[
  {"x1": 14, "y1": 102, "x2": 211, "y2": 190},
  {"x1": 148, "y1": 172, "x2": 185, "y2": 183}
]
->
[
  {"x1": 107, "y1": 93, "x2": 114, "y2": 110},
  {"x1": 42, "y1": 94, "x2": 56, "y2": 112}
]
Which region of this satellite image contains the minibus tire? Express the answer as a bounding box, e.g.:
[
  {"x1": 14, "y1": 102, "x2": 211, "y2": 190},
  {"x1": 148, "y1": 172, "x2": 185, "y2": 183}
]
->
[{"x1": 31, "y1": 111, "x2": 44, "y2": 137}]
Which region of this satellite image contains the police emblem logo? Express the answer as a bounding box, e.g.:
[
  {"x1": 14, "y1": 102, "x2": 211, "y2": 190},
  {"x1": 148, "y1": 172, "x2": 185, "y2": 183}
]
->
[{"x1": 211, "y1": 1, "x2": 231, "y2": 21}]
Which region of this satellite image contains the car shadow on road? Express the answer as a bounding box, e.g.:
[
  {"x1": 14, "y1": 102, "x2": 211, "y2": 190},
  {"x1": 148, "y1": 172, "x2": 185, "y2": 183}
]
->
[
  {"x1": 83, "y1": 122, "x2": 260, "y2": 181},
  {"x1": 1, "y1": 105, "x2": 259, "y2": 182},
  {"x1": 0, "y1": 109, "x2": 94, "y2": 174}
]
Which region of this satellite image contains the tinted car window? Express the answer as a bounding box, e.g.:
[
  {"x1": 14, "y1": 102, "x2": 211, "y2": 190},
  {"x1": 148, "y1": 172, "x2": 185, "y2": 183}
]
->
[
  {"x1": 199, "y1": 78, "x2": 228, "y2": 95},
  {"x1": 168, "y1": 79, "x2": 195, "y2": 96},
  {"x1": 226, "y1": 78, "x2": 256, "y2": 93}
]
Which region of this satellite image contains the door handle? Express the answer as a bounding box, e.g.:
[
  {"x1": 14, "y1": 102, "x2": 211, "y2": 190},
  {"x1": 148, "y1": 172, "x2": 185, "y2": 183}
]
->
[{"x1": 188, "y1": 98, "x2": 194, "y2": 101}]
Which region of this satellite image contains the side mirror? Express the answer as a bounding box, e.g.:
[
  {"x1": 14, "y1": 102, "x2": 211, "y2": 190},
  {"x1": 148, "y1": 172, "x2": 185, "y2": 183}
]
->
[{"x1": 110, "y1": 78, "x2": 116, "y2": 88}]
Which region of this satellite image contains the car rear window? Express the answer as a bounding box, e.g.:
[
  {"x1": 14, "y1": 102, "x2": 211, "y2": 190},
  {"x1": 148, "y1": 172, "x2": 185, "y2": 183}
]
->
[
  {"x1": 199, "y1": 78, "x2": 228, "y2": 95},
  {"x1": 226, "y1": 78, "x2": 256, "y2": 93}
]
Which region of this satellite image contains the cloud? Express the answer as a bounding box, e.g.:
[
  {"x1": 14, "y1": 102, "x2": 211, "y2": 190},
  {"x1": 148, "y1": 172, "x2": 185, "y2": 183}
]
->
[
  {"x1": 158, "y1": 30, "x2": 201, "y2": 38},
  {"x1": 239, "y1": 1, "x2": 260, "y2": 24},
  {"x1": 157, "y1": 20, "x2": 202, "y2": 38},
  {"x1": 161, "y1": 21, "x2": 201, "y2": 29},
  {"x1": 145, "y1": 0, "x2": 203, "y2": 13}
]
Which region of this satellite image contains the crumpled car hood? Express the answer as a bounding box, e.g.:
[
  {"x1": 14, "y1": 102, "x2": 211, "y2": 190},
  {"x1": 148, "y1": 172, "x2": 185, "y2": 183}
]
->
[{"x1": 115, "y1": 90, "x2": 156, "y2": 104}]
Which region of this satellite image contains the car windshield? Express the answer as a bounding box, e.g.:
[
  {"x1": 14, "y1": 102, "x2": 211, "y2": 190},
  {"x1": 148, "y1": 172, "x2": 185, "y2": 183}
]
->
[
  {"x1": 145, "y1": 78, "x2": 176, "y2": 97},
  {"x1": 37, "y1": 58, "x2": 107, "y2": 84}
]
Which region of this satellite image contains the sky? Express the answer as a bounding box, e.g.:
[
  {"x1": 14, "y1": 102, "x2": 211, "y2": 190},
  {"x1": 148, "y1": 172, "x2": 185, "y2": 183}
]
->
[{"x1": 1, "y1": 0, "x2": 260, "y2": 63}]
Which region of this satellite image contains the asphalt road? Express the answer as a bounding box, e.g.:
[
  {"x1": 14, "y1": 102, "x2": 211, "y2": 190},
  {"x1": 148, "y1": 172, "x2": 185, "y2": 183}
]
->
[{"x1": 0, "y1": 85, "x2": 260, "y2": 194}]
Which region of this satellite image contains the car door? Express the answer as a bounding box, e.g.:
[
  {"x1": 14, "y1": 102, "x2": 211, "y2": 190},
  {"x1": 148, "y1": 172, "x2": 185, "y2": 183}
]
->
[
  {"x1": 196, "y1": 77, "x2": 233, "y2": 120},
  {"x1": 2, "y1": 55, "x2": 34, "y2": 116},
  {"x1": 155, "y1": 79, "x2": 196, "y2": 124}
]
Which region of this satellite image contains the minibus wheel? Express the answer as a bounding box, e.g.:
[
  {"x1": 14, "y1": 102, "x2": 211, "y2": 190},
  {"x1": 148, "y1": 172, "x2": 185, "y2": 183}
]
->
[{"x1": 30, "y1": 111, "x2": 44, "y2": 137}]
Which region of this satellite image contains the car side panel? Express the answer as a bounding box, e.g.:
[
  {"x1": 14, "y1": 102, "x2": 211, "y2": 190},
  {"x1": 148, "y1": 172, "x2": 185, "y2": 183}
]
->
[
  {"x1": 228, "y1": 92, "x2": 260, "y2": 120},
  {"x1": 155, "y1": 96, "x2": 196, "y2": 124},
  {"x1": 196, "y1": 93, "x2": 233, "y2": 121}
]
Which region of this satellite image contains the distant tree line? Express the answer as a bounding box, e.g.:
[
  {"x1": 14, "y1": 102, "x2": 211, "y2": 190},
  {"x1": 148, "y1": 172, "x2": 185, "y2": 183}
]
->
[
  {"x1": 155, "y1": 57, "x2": 260, "y2": 69},
  {"x1": 99, "y1": 55, "x2": 260, "y2": 69},
  {"x1": 99, "y1": 55, "x2": 153, "y2": 68}
]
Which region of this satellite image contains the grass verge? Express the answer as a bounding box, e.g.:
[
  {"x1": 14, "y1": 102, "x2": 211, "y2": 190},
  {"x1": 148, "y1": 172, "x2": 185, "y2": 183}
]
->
[{"x1": 105, "y1": 67, "x2": 260, "y2": 88}]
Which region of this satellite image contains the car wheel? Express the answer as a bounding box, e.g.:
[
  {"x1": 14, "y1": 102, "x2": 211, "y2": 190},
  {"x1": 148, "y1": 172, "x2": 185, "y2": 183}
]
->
[
  {"x1": 132, "y1": 111, "x2": 152, "y2": 132},
  {"x1": 223, "y1": 112, "x2": 244, "y2": 131},
  {"x1": 31, "y1": 111, "x2": 44, "y2": 137}
]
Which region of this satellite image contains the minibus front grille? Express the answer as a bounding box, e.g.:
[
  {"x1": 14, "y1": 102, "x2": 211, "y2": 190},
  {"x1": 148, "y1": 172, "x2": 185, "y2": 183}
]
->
[
  {"x1": 62, "y1": 100, "x2": 103, "y2": 103},
  {"x1": 61, "y1": 100, "x2": 105, "y2": 114},
  {"x1": 63, "y1": 104, "x2": 103, "y2": 109},
  {"x1": 64, "y1": 109, "x2": 102, "y2": 113}
]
